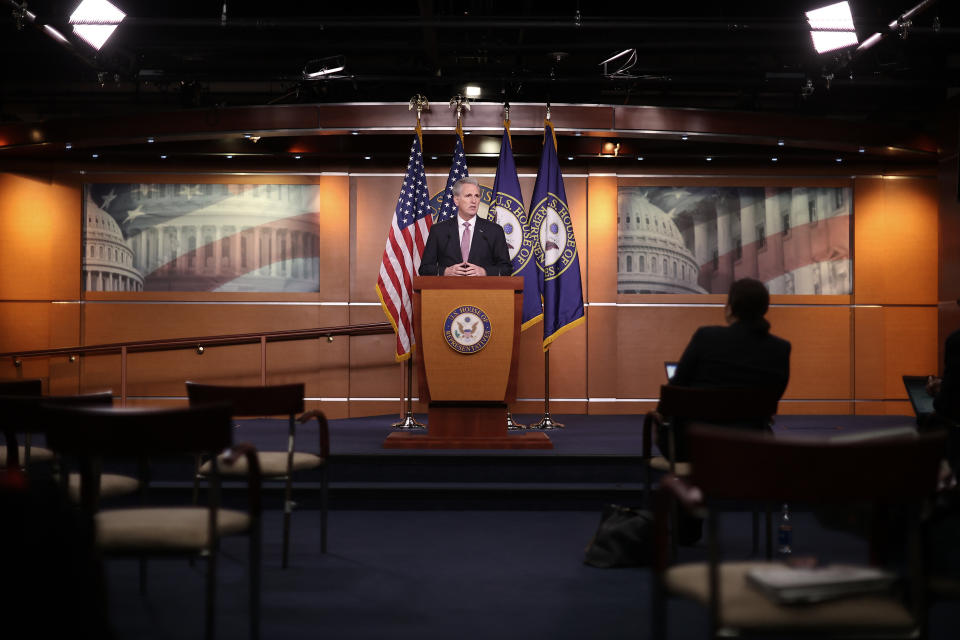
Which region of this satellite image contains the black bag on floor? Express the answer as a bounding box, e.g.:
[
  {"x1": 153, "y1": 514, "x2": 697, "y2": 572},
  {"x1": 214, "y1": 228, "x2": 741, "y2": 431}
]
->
[{"x1": 583, "y1": 504, "x2": 653, "y2": 568}]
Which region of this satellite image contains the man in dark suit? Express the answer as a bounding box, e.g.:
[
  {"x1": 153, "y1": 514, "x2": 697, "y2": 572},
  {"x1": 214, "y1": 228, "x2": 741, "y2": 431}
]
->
[{"x1": 418, "y1": 177, "x2": 512, "y2": 277}]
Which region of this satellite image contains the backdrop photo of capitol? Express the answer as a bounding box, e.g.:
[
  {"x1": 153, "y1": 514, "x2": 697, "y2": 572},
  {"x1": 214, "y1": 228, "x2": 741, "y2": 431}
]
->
[
  {"x1": 83, "y1": 183, "x2": 323, "y2": 292},
  {"x1": 617, "y1": 186, "x2": 852, "y2": 295}
]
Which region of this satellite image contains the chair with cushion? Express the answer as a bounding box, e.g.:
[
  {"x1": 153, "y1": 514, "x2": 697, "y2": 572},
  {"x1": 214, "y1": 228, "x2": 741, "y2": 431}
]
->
[
  {"x1": 652, "y1": 425, "x2": 946, "y2": 639},
  {"x1": 43, "y1": 402, "x2": 262, "y2": 640},
  {"x1": 642, "y1": 384, "x2": 782, "y2": 556},
  {"x1": 186, "y1": 381, "x2": 329, "y2": 567},
  {"x1": 1, "y1": 390, "x2": 140, "y2": 503}
]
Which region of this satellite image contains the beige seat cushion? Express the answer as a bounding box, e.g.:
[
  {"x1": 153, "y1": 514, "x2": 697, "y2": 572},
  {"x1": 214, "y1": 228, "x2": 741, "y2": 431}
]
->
[
  {"x1": 96, "y1": 507, "x2": 251, "y2": 552},
  {"x1": 67, "y1": 472, "x2": 140, "y2": 503},
  {"x1": 199, "y1": 451, "x2": 322, "y2": 477},
  {"x1": 665, "y1": 561, "x2": 915, "y2": 631},
  {"x1": 0, "y1": 445, "x2": 55, "y2": 467},
  {"x1": 647, "y1": 455, "x2": 691, "y2": 476}
]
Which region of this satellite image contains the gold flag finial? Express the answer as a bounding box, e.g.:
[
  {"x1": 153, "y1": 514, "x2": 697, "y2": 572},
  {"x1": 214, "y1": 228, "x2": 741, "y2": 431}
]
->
[
  {"x1": 408, "y1": 94, "x2": 430, "y2": 125},
  {"x1": 449, "y1": 94, "x2": 470, "y2": 124}
]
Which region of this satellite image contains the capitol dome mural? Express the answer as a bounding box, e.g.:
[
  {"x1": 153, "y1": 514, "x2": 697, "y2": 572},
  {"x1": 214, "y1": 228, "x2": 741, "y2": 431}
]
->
[
  {"x1": 617, "y1": 193, "x2": 706, "y2": 294},
  {"x1": 83, "y1": 203, "x2": 144, "y2": 292}
]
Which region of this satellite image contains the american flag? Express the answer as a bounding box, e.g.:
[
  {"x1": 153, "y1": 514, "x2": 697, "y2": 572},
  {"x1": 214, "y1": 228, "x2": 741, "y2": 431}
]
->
[
  {"x1": 434, "y1": 125, "x2": 469, "y2": 223},
  {"x1": 376, "y1": 130, "x2": 432, "y2": 361}
]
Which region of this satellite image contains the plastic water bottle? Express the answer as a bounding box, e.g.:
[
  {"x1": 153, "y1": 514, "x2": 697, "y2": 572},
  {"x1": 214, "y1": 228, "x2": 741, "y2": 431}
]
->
[{"x1": 777, "y1": 503, "x2": 793, "y2": 556}]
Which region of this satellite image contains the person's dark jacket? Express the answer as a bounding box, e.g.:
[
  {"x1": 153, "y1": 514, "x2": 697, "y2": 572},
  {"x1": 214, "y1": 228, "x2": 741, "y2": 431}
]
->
[{"x1": 418, "y1": 216, "x2": 512, "y2": 276}]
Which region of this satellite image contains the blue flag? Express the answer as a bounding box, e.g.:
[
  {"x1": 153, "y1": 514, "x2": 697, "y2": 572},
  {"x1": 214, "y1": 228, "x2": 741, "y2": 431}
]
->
[
  {"x1": 434, "y1": 125, "x2": 469, "y2": 222},
  {"x1": 490, "y1": 122, "x2": 541, "y2": 330},
  {"x1": 530, "y1": 119, "x2": 585, "y2": 351}
]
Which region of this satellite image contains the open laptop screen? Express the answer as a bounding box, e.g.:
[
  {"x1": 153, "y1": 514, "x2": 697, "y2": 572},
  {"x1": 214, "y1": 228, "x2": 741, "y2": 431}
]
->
[{"x1": 665, "y1": 361, "x2": 678, "y2": 381}]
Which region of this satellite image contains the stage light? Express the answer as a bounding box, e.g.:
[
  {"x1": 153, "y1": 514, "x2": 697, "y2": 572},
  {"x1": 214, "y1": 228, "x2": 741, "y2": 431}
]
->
[
  {"x1": 465, "y1": 85, "x2": 481, "y2": 98},
  {"x1": 69, "y1": 0, "x2": 126, "y2": 51},
  {"x1": 303, "y1": 55, "x2": 346, "y2": 79},
  {"x1": 806, "y1": 2, "x2": 858, "y2": 54}
]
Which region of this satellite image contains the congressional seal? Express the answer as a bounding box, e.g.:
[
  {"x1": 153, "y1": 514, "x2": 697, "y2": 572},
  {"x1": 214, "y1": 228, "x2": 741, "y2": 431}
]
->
[{"x1": 443, "y1": 305, "x2": 492, "y2": 354}]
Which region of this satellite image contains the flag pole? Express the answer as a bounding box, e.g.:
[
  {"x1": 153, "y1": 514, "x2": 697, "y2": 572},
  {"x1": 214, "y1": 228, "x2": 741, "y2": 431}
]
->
[
  {"x1": 391, "y1": 357, "x2": 424, "y2": 429},
  {"x1": 498, "y1": 102, "x2": 528, "y2": 431},
  {"x1": 531, "y1": 350, "x2": 563, "y2": 429},
  {"x1": 387, "y1": 94, "x2": 430, "y2": 431}
]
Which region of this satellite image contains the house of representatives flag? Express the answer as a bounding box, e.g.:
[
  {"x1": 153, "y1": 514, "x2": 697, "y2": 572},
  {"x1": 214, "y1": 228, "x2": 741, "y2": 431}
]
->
[
  {"x1": 432, "y1": 123, "x2": 469, "y2": 223},
  {"x1": 530, "y1": 119, "x2": 585, "y2": 351},
  {"x1": 490, "y1": 121, "x2": 541, "y2": 330},
  {"x1": 376, "y1": 128, "x2": 432, "y2": 361}
]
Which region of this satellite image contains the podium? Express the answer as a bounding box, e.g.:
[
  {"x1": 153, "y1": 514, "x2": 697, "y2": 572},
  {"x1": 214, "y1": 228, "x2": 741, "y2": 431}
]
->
[{"x1": 383, "y1": 276, "x2": 552, "y2": 449}]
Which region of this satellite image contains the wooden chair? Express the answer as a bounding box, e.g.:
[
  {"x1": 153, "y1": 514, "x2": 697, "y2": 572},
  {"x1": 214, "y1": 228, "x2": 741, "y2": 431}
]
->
[
  {"x1": 642, "y1": 384, "x2": 782, "y2": 556},
  {"x1": 43, "y1": 402, "x2": 262, "y2": 640},
  {"x1": 0, "y1": 379, "x2": 47, "y2": 467},
  {"x1": 652, "y1": 425, "x2": 946, "y2": 639},
  {"x1": 186, "y1": 381, "x2": 329, "y2": 567},
  {"x1": 0, "y1": 390, "x2": 140, "y2": 503}
]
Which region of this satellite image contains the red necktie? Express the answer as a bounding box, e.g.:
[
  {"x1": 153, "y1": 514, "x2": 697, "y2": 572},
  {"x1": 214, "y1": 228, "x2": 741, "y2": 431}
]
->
[{"x1": 460, "y1": 221, "x2": 471, "y2": 263}]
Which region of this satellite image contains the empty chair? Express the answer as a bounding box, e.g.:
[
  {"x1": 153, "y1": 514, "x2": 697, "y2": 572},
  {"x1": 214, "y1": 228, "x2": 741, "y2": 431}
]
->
[
  {"x1": 43, "y1": 402, "x2": 262, "y2": 640},
  {"x1": 652, "y1": 425, "x2": 946, "y2": 639},
  {"x1": 186, "y1": 381, "x2": 329, "y2": 567},
  {"x1": 642, "y1": 384, "x2": 782, "y2": 556},
  {"x1": 1, "y1": 390, "x2": 140, "y2": 503}
]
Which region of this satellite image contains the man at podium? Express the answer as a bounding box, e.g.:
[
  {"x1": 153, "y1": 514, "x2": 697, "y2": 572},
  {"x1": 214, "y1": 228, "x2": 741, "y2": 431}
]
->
[{"x1": 419, "y1": 177, "x2": 512, "y2": 277}]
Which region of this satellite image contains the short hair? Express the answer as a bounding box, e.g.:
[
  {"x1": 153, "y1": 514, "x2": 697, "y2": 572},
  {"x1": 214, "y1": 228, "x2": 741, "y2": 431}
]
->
[
  {"x1": 728, "y1": 278, "x2": 770, "y2": 332},
  {"x1": 452, "y1": 176, "x2": 480, "y2": 197}
]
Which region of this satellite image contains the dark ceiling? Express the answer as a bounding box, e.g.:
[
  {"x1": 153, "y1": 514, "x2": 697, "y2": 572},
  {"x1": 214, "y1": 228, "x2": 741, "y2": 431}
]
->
[
  {"x1": 0, "y1": 1, "x2": 958, "y2": 171},
  {"x1": 2, "y1": 1, "x2": 958, "y2": 126}
]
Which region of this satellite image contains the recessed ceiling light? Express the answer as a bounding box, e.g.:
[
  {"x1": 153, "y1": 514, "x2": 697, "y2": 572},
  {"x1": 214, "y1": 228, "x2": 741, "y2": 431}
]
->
[
  {"x1": 364, "y1": 156, "x2": 371, "y2": 160},
  {"x1": 637, "y1": 156, "x2": 644, "y2": 161},
  {"x1": 835, "y1": 157, "x2": 843, "y2": 163},
  {"x1": 464, "y1": 85, "x2": 481, "y2": 98},
  {"x1": 91, "y1": 153, "x2": 99, "y2": 158},
  {"x1": 771, "y1": 157, "x2": 779, "y2": 162},
  {"x1": 351, "y1": 131, "x2": 359, "y2": 136},
  {"x1": 294, "y1": 155, "x2": 301, "y2": 160},
  {"x1": 681, "y1": 135, "x2": 689, "y2": 141},
  {"x1": 160, "y1": 154, "x2": 167, "y2": 159},
  {"x1": 567, "y1": 156, "x2": 574, "y2": 161},
  {"x1": 226, "y1": 155, "x2": 233, "y2": 159},
  {"x1": 858, "y1": 147, "x2": 865, "y2": 153},
  {"x1": 431, "y1": 155, "x2": 437, "y2": 160},
  {"x1": 705, "y1": 156, "x2": 713, "y2": 162},
  {"x1": 65, "y1": 142, "x2": 72, "y2": 150},
  {"x1": 147, "y1": 137, "x2": 155, "y2": 143},
  {"x1": 778, "y1": 139, "x2": 785, "y2": 146}
]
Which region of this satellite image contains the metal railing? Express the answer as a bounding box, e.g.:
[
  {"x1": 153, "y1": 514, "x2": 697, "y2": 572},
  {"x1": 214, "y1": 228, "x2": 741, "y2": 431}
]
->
[{"x1": 1, "y1": 321, "x2": 394, "y2": 406}]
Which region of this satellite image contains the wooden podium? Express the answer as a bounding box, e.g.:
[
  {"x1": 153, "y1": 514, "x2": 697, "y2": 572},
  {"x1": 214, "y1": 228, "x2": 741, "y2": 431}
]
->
[{"x1": 383, "y1": 276, "x2": 552, "y2": 449}]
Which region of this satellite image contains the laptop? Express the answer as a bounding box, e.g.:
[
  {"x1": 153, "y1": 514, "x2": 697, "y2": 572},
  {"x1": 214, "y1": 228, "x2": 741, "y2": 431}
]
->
[
  {"x1": 902, "y1": 375, "x2": 935, "y2": 425},
  {"x1": 665, "y1": 361, "x2": 678, "y2": 381}
]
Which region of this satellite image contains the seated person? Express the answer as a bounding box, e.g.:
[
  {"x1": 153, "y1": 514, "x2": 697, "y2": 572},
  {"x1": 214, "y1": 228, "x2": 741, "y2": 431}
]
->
[
  {"x1": 659, "y1": 277, "x2": 791, "y2": 462},
  {"x1": 927, "y1": 316, "x2": 960, "y2": 477}
]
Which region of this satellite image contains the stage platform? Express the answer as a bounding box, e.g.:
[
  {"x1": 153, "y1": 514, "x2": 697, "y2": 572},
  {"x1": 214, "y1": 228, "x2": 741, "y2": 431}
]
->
[{"x1": 210, "y1": 412, "x2": 922, "y2": 510}]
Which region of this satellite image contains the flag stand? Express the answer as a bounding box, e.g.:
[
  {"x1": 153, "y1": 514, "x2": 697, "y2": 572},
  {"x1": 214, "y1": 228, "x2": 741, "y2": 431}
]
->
[
  {"x1": 506, "y1": 412, "x2": 526, "y2": 430},
  {"x1": 530, "y1": 351, "x2": 564, "y2": 429},
  {"x1": 392, "y1": 357, "x2": 425, "y2": 429}
]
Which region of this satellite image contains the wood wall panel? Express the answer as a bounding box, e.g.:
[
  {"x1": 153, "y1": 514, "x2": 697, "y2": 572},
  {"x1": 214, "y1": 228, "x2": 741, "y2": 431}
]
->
[
  {"x1": 587, "y1": 176, "x2": 618, "y2": 302},
  {"x1": 854, "y1": 176, "x2": 938, "y2": 305},
  {"x1": 853, "y1": 306, "x2": 885, "y2": 401},
  {"x1": 766, "y1": 306, "x2": 852, "y2": 399},
  {"x1": 586, "y1": 306, "x2": 619, "y2": 399},
  {"x1": 315, "y1": 175, "x2": 351, "y2": 301},
  {"x1": 0, "y1": 174, "x2": 81, "y2": 301},
  {"x1": 882, "y1": 306, "x2": 938, "y2": 398}
]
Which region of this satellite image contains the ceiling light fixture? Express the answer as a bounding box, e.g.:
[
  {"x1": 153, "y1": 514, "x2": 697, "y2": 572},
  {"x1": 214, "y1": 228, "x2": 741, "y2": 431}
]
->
[
  {"x1": 464, "y1": 85, "x2": 481, "y2": 98},
  {"x1": 303, "y1": 54, "x2": 346, "y2": 79},
  {"x1": 69, "y1": 0, "x2": 126, "y2": 51},
  {"x1": 806, "y1": 1, "x2": 859, "y2": 54}
]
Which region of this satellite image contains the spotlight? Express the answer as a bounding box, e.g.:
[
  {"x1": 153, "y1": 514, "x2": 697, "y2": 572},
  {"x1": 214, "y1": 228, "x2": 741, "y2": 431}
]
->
[
  {"x1": 303, "y1": 55, "x2": 346, "y2": 79},
  {"x1": 70, "y1": 0, "x2": 126, "y2": 51},
  {"x1": 806, "y1": 2, "x2": 858, "y2": 54}
]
